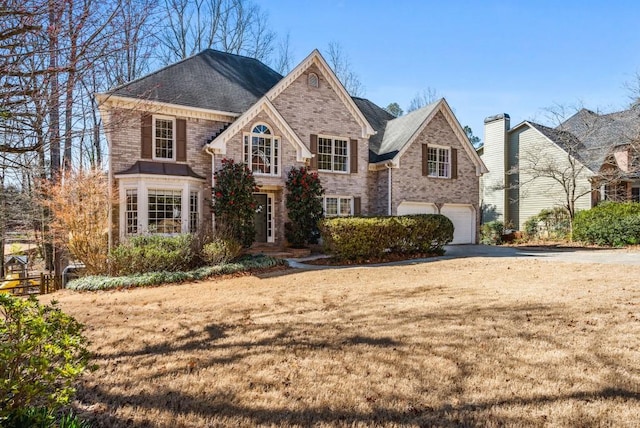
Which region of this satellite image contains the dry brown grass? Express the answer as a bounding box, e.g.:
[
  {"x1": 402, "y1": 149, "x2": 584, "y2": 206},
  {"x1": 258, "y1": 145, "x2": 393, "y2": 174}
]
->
[{"x1": 41, "y1": 257, "x2": 640, "y2": 427}]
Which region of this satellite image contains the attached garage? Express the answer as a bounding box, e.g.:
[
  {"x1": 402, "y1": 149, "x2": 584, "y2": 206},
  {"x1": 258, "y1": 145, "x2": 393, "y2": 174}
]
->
[
  {"x1": 397, "y1": 201, "x2": 437, "y2": 215},
  {"x1": 441, "y1": 204, "x2": 476, "y2": 244}
]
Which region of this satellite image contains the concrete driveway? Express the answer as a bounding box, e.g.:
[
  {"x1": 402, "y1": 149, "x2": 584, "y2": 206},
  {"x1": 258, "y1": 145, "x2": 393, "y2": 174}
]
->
[{"x1": 442, "y1": 244, "x2": 640, "y2": 266}]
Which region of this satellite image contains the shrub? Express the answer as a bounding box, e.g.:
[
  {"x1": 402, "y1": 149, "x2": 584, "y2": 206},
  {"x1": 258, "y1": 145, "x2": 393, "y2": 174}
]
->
[
  {"x1": 212, "y1": 158, "x2": 259, "y2": 247},
  {"x1": 3, "y1": 407, "x2": 91, "y2": 428},
  {"x1": 480, "y1": 220, "x2": 504, "y2": 245},
  {"x1": 0, "y1": 295, "x2": 90, "y2": 421},
  {"x1": 523, "y1": 207, "x2": 571, "y2": 240},
  {"x1": 39, "y1": 169, "x2": 113, "y2": 275},
  {"x1": 285, "y1": 167, "x2": 324, "y2": 247},
  {"x1": 573, "y1": 201, "x2": 640, "y2": 246},
  {"x1": 110, "y1": 234, "x2": 197, "y2": 276},
  {"x1": 202, "y1": 236, "x2": 242, "y2": 265},
  {"x1": 319, "y1": 214, "x2": 453, "y2": 260},
  {"x1": 68, "y1": 255, "x2": 285, "y2": 291}
]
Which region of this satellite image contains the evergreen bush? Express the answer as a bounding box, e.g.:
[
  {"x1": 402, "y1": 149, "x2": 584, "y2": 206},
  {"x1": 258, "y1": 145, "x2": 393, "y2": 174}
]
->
[
  {"x1": 285, "y1": 167, "x2": 324, "y2": 247},
  {"x1": 109, "y1": 234, "x2": 197, "y2": 276},
  {"x1": 319, "y1": 214, "x2": 453, "y2": 260},
  {"x1": 573, "y1": 202, "x2": 640, "y2": 246}
]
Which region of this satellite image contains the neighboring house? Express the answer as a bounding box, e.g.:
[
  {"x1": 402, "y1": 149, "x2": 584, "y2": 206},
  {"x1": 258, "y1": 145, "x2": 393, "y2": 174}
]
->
[
  {"x1": 97, "y1": 49, "x2": 487, "y2": 246},
  {"x1": 480, "y1": 107, "x2": 640, "y2": 229}
]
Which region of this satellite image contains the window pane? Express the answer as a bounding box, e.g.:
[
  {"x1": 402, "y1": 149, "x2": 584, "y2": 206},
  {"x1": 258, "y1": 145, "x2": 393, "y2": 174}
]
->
[
  {"x1": 155, "y1": 119, "x2": 174, "y2": 159},
  {"x1": 325, "y1": 197, "x2": 338, "y2": 216},
  {"x1": 334, "y1": 139, "x2": 348, "y2": 172},
  {"x1": 125, "y1": 189, "x2": 138, "y2": 234},
  {"x1": 148, "y1": 190, "x2": 182, "y2": 234},
  {"x1": 339, "y1": 198, "x2": 352, "y2": 216},
  {"x1": 248, "y1": 126, "x2": 275, "y2": 174},
  {"x1": 189, "y1": 191, "x2": 198, "y2": 233}
]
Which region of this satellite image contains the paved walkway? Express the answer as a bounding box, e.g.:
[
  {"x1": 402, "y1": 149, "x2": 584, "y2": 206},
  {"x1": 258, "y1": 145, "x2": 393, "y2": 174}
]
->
[{"x1": 287, "y1": 245, "x2": 640, "y2": 269}]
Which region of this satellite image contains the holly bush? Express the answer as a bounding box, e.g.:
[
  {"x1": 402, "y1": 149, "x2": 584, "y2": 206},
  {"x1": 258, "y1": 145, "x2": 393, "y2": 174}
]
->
[
  {"x1": 0, "y1": 295, "x2": 90, "y2": 421},
  {"x1": 212, "y1": 159, "x2": 259, "y2": 247},
  {"x1": 285, "y1": 167, "x2": 324, "y2": 247}
]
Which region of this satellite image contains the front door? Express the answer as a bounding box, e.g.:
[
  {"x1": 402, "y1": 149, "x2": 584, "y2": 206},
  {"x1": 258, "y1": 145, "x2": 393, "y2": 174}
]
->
[{"x1": 254, "y1": 193, "x2": 268, "y2": 243}]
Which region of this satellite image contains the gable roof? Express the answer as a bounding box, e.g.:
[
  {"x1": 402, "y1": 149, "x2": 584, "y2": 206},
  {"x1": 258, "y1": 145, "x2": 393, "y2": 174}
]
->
[
  {"x1": 205, "y1": 97, "x2": 312, "y2": 162},
  {"x1": 264, "y1": 49, "x2": 375, "y2": 138},
  {"x1": 105, "y1": 49, "x2": 283, "y2": 114},
  {"x1": 512, "y1": 106, "x2": 640, "y2": 174},
  {"x1": 360, "y1": 98, "x2": 488, "y2": 174}
]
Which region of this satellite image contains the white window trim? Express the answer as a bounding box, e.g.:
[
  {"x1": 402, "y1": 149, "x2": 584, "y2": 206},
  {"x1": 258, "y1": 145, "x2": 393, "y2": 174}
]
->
[
  {"x1": 427, "y1": 145, "x2": 451, "y2": 179},
  {"x1": 317, "y1": 134, "x2": 350, "y2": 174},
  {"x1": 243, "y1": 122, "x2": 280, "y2": 177},
  {"x1": 152, "y1": 114, "x2": 176, "y2": 161},
  {"x1": 323, "y1": 195, "x2": 353, "y2": 217},
  {"x1": 118, "y1": 175, "x2": 203, "y2": 237}
]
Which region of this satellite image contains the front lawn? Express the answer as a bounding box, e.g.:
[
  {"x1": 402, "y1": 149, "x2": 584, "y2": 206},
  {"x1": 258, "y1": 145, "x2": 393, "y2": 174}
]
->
[{"x1": 42, "y1": 257, "x2": 640, "y2": 427}]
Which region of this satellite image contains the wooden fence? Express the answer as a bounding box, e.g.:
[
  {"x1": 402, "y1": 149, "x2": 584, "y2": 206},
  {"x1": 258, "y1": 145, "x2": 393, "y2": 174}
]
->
[{"x1": 0, "y1": 274, "x2": 63, "y2": 296}]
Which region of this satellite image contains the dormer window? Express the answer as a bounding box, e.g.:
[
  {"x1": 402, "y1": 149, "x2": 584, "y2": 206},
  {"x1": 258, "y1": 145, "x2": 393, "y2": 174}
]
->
[
  {"x1": 153, "y1": 115, "x2": 175, "y2": 160},
  {"x1": 244, "y1": 124, "x2": 280, "y2": 176},
  {"x1": 308, "y1": 72, "x2": 319, "y2": 88}
]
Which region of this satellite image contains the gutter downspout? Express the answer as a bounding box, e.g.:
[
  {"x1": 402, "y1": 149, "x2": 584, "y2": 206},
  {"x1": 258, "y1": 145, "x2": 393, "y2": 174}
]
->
[{"x1": 386, "y1": 161, "x2": 393, "y2": 215}]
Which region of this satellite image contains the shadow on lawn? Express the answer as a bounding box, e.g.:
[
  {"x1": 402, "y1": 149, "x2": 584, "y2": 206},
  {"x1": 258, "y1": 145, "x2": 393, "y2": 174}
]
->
[
  {"x1": 77, "y1": 384, "x2": 640, "y2": 428},
  {"x1": 78, "y1": 294, "x2": 640, "y2": 427}
]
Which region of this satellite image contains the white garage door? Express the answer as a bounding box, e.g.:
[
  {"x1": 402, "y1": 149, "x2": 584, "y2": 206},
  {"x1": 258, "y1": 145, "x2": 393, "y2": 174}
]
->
[
  {"x1": 397, "y1": 202, "x2": 437, "y2": 215},
  {"x1": 441, "y1": 204, "x2": 475, "y2": 244}
]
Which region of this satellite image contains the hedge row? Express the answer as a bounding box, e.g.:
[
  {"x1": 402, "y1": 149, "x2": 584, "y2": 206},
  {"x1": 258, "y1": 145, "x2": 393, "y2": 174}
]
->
[
  {"x1": 573, "y1": 202, "x2": 640, "y2": 246},
  {"x1": 67, "y1": 255, "x2": 285, "y2": 291},
  {"x1": 319, "y1": 214, "x2": 453, "y2": 260}
]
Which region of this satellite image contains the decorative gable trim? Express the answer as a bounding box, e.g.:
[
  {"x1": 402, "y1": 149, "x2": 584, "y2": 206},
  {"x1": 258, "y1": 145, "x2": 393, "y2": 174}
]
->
[
  {"x1": 393, "y1": 99, "x2": 488, "y2": 176},
  {"x1": 264, "y1": 49, "x2": 375, "y2": 139},
  {"x1": 206, "y1": 97, "x2": 312, "y2": 162},
  {"x1": 96, "y1": 93, "x2": 239, "y2": 123}
]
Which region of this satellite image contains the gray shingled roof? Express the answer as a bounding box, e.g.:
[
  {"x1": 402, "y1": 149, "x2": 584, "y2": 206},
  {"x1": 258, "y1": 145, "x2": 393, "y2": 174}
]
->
[
  {"x1": 558, "y1": 106, "x2": 640, "y2": 172},
  {"x1": 107, "y1": 49, "x2": 283, "y2": 114},
  {"x1": 115, "y1": 161, "x2": 205, "y2": 180},
  {"x1": 376, "y1": 101, "x2": 441, "y2": 162},
  {"x1": 354, "y1": 98, "x2": 442, "y2": 163},
  {"x1": 352, "y1": 97, "x2": 396, "y2": 162}
]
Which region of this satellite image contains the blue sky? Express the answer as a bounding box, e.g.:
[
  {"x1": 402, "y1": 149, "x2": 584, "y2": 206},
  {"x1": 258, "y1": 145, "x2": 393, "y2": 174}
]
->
[{"x1": 266, "y1": 0, "x2": 640, "y2": 142}]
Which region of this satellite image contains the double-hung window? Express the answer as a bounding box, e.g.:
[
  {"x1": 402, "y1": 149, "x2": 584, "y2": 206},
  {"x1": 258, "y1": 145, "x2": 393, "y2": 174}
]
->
[
  {"x1": 153, "y1": 116, "x2": 175, "y2": 160},
  {"x1": 148, "y1": 189, "x2": 182, "y2": 234},
  {"x1": 318, "y1": 137, "x2": 348, "y2": 172},
  {"x1": 324, "y1": 196, "x2": 352, "y2": 217},
  {"x1": 125, "y1": 189, "x2": 138, "y2": 235},
  {"x1": 427, "y1": 146, "x2": 450, "y2": 178},
  {"x1": 244, "y1": 124, "x2": 279, "y2": 175}
]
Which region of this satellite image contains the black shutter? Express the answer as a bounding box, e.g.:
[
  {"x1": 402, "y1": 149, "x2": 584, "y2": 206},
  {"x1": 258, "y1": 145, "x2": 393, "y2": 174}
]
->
[
  {"x1": 141, "y1": 115, "x2": 152, "y2": 159},
  {"x1": 421, "y1": 144, "x2": 428, "y2": 176},
  {"x1": 353, "y1": 197, "x2": 361, "y2": 216},
  {"x1": 350, "y1": 139, "x2": 358, "y2": 173},
  {"x1": 451, "y1": 148, "x2": 457, "y2": 179},
  {"x1": 176, "y1": 119, "x2": 187, "y2": 162}
]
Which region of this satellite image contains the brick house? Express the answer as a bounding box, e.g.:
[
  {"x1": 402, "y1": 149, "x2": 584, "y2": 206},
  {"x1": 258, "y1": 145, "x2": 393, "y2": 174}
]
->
[{"x1": 97, "y1": 49, "x2": 487, "y2": 246}]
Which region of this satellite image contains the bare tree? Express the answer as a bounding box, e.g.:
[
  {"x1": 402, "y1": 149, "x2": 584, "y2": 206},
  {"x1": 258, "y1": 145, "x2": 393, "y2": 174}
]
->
[
  {"x1": 156, "y1": 0, "x2": 276, "y2": 64},
  {"x1": 406, "y1": 88, "x2": 439, "y2": 113},
  {"x1": 271, "y1": 31, "x2": 293, "y2": 75},
  {"x1": 324, "y1": 41, "x2": 365, "y2": 97},
  {"x1": 509, "y1": 104, "x2": 640, "y2": 230}
]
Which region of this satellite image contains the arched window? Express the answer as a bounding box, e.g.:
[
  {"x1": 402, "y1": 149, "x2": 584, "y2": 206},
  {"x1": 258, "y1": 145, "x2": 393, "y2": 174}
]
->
[
  {"x1": 243, "y1": 124, "x2": 279, "y2": 175},
  {"x1": 308, "y1": 72, "x2": 319, "y2": 88}
]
